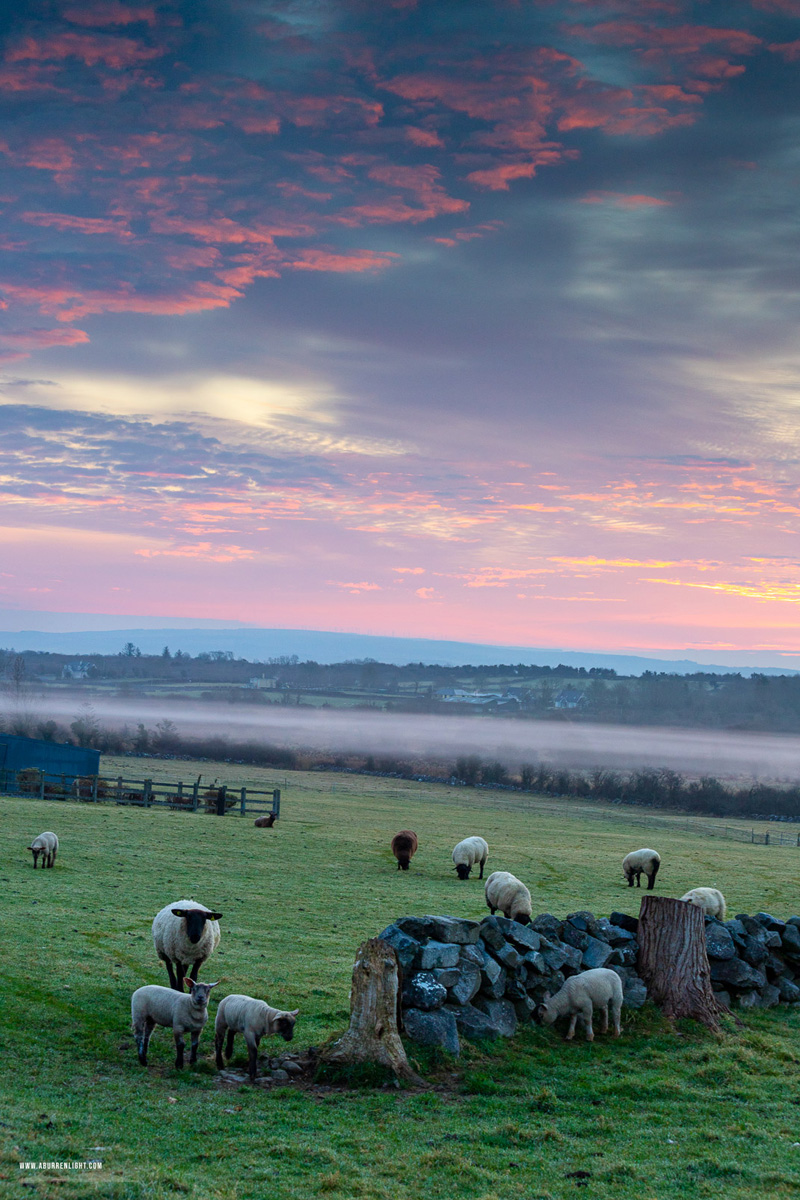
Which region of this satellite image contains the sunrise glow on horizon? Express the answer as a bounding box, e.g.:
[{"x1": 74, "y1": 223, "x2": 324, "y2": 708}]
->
[{"x1": 2, "y1": 1, "x2": 800, "y2": 666}]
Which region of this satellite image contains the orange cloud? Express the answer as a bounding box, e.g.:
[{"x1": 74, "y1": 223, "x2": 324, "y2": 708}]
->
[
  {"x1": 580, "y1": 191, "x2": 672, "y2": 207},
  {"x1": 287, "y1": 248, "x2": 400, "y2": 272},
  {"x1": 21, "y1": 211, "x2": 133, "y2": 237}
]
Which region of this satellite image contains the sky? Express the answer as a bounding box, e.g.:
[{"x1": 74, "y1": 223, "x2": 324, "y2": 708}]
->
[{"x1": 2, "y1": 0, "x2": 800, "y2": 665}]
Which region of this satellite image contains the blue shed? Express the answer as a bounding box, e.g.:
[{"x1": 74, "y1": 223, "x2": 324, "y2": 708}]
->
[{"x1": 0, "y1": 733, "x2": 100, "y2": 782}]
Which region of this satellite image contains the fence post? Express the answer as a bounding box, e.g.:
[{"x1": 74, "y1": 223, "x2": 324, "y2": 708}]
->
[
  {"x1": 273, "y1": 788, "x2": 281, "y2": 818},
  {"x1": 765, "y1": 832, "x2": 770, "y2": 845},
  {"x1": 751, "y1": 829, "x2": 754, "y2": 843},
  {"x1": 117, "y1": 776, "x2": 123, "y2": 804},
  {"x1": 39, "y1": 771, "x2": 45, "y2": 800},
  {"x1": 216, "y1": 786, "x2": 227, "y2": 816},
  {"x1": 178, "y1": 781, "x2": 184, "y2": 803},
  {"x1": 240, "y1": 787, "x2": 246, "y2": 816},
  {"x1": 144, "y1": 779, "x2": 152, "y2": 808},
  {"x1": 92, "y1": 775, "x2": 98, "y2": 803},
  {"x1": 192, "y1": 780, "x2": 199, "y2": 812}
]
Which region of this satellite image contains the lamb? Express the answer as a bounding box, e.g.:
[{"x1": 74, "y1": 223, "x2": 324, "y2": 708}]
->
[
  {"x1": 391, "y1": 830, "x2": 418, "y2": 870},
  {"x1": 484, "y1": 870, "x2": 532, "y2": 924},
  {"x1": 452, "y1": 835, "x2": 489, "y2": 880},
  {"x1": 215, "y1": 993, "x2": 300, "y2": 1081},
  {"x1": 152, "y1": 900, "x2": 223, "y2": 992},
  {"x1": 131, "y1": 979, "x2": 217, "y2": 1068},
  {"x1": 533, "y1": 968, "x2": 623, "y2": 1042},
  {"x1": 622, "y1": 848, "x2": 661, "y2": 890},
  {"x1": 254, "y1": 812, "x2": 277, "y2": 828},
  {"x1": 680, "y1": 887, "x2": 726, "y2": 920},
  {"x1": 28, "y1": 831, "x2": 58, "y2": 869}
]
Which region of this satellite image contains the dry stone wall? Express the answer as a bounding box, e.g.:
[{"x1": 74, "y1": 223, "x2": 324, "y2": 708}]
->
[{"x1": 379, "y1": 908, "x2": 800, "y2": 1055}]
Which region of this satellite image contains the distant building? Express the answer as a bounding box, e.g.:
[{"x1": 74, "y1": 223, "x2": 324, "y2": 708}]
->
[
  {"x1": 249, "y1": 676, "x2": 278, "y2": 690},
  {"x1": 436, "y1": 689, "x2": 519, "y2": 711},
  {"x1": 554, "y1": 688, "x2": 585, "y2": 710},
  {"x1": 61, "y1": 661, "x2": 94, "y2": 680}
]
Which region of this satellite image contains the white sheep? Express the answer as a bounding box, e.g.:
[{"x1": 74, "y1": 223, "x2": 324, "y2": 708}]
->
[
  {"x1": 484, "y1": 870, "x2": 532, "y2": 924},
  {"x1": 131, "y1": 979, "x2": 217, "y2": 1068},
  {"x1": 28, "y1": 831, "x2": 58, "y2": 869},
  {"x1": 215, "y1": 994, "x2": 300, "y2": 1080},
  {"x1": 533, "y1": 968, "x2": 623, "y2": 1042},
  {"x1": 152, "y1": 900, "x2": 223, "y2": 992},
  {"x1": 452, "y1": 836, "x2": 489, "y2": 880},
  {"x1": 622, "y1": 848, "x2": 661, "y2": 890},
  {"x1": 680, "y1": 887, "x2": 726, "y2": 920}
]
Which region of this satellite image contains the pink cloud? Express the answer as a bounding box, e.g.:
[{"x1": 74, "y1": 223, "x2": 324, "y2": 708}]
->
[
  {"x1": 21, "y1": 211, "x2": 133, "y2": 237},
  {"x1": 0, "y1": 327, "x2": 89, "y2": 348},
  {"x1": 769, "y1": 39, "x2": 800, "y2": 61},
  {"x1": 62, "y1": 3, "x2": 158, "y2": 26},
  {"x1": 580, "y1": 191, "x2": 672, "y2": 207},
  {"x1": 8, "y1": 31, "x2": 163, "y2": 69},
  {"x1": 287, "y1": 248, "x2": 400, "y2": 272}
]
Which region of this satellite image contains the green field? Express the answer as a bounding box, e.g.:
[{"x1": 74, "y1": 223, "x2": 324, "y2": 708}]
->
[{"x1": 4, "y1": 756, "x2": 800, "y2": 1200}]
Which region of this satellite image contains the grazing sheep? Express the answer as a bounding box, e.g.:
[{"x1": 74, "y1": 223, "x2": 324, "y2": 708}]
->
[
  {"x1": 622, "y1": 848, "x2": 661, "y2": 890},
  {"x1": 215, "y1": 994, "x2": 300, "y2": 1080},
  {"x1": 254, "y1": 812, "x2": 277, "y2": 828},
  {"x1": 680, "y1": 887, "x2": 726, "y2": 920},
  {"x1": 533, "y1": 968, "x2": 623, "y2": 1042},
  {"x1": 452, "y1": 835, "x2": 489, "y2": 880},
  {"x1": 28, "y1": 831, "x2": 58, "y2": 869},
  {"x1": 391, "y1": 830, "x2": 419, "y2": 870},
  {"x1": 131, "y1": 979, "x2": 217, "y2": 1068},
  {"x1": 152, "y1": 900, "x2": 223, "y2": 992},
  {"x1": 484, "y1": 870, "x2": 532, "y2": 924}
]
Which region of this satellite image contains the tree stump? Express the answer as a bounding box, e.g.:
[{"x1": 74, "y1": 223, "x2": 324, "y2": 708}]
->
[
  {"x1": 320, "y1": 938, "x2": 423, "y2": 1084},
  {"x1": 637, "y1": 895, "x2": 722, "y2": 1031}
]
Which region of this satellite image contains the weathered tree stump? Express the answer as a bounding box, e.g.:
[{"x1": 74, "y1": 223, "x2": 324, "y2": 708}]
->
[
  {"x1": 637, "y1": 895, "x2": 722, "y2": 1031},
  {"x1": 320, "y1": 938, "x2": 423, "y2": 1083}
]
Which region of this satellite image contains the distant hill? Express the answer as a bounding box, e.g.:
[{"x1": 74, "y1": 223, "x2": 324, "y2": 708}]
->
[{"x1": 0, "y1": 623, "x2": 796, "y2": 676}]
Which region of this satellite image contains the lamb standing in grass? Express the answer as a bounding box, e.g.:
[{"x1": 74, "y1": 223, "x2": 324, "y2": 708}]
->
[
  {"x1": 391, "y1": 830, "x2": 418, "y2": 870},
  {"x1": 215, "y1": 994, "x2": 300, "y2": 1081},
  {"x1": 452, "y1": 836, "x2": 489, "y2": 880},
  {"x1": 152, "y1": 900, "x2": 223, "y2": 992},
  {"x1": 131, "y1": 979, "x2": 217, "y2": 1068},
  {"x1": 484, "y1": 870, "x2": 532, "y2": 924},
  {"x1": 533, "y1": 968, "x2": 623, "y2": 1042},
  {"x1": 680, "y1": 887, "x2": 726, "y2": 920},
  {"x1": 622, "y1": 848, "x2": 661, "y2": 889},
  {"x1": 28, "y1": 832, "x2": 58, "y2": 869}
]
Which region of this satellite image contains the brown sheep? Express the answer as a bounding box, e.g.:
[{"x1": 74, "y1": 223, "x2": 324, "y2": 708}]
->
[
  {"x1": 254, "y1": 813, "x2": 277, "y2": 828},
  {"x1": 391, "y1": 830, "x2": 418, "y2": 870}
]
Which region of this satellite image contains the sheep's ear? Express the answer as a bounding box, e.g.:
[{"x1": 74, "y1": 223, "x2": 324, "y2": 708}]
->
[
  {"x1": 205, "y1": 981, "x2": 219, "y2": 989},
  {"x1": 288, "y1": 1009, "x2": 299, "y2": 1017},
  {"x1": 208, "y1": 911, "x2": 223, "y2": 920},
  {"x1": 171, "y1": 908, "x2": 189, "y2": 917}
]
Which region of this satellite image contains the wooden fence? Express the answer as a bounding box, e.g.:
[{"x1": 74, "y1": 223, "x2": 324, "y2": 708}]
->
[{"x1": 0, "y1": 768, "x2": 280, "y2": 818}]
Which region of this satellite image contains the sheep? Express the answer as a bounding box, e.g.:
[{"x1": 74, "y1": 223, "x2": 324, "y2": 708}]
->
[
  {"x1": 28, "y1": 831, "x2": 58, "y2": 869},
  {"x1": 254, "y1": 812, "x2": 277, "y2": 828},
  {"x1": 131, "y1": 979, "x2": 217, "y2": 1068},
  {"x1": 152, "y1": 900, "x2": 223, "y2": 992},
  {"x1": 215, "y1": 994, "x2": 300, "y2": 1080},
  {"x1": 680, "y1": 887, "x2": 726, "y2": 921},
  {"x1": 622, "y1": 848, "x2": 661, "y2": 890},
  {"x1": 533, "y1": 968, "x2": 623, "y2": 1042},
  {"x1": 484, "y1": 870, "x2": 532, "y2": 924},
  {"x1": 452, "y1": 835, "x2": 489, "y2": 880},
  {"x1": 391, "y1": 830, "x2": 418, "y2": 870}
]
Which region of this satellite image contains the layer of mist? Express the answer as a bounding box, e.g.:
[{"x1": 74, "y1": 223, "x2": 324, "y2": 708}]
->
[{"x1": 28, "y1": 696, "x2": 800, "y2": 781}]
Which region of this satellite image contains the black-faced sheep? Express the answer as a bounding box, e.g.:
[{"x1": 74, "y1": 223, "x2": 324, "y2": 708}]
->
[
  {"x1": 622, "y1": 848, "x2": 661, "y2": 889},
  {"x1": 152, "y1": 900, "x2": 222, "y2": 992},
  {"x1": 391, "y1": 830, "x2": 418, "y2": 870},
  {"x1": 28, "y1": 831, "x2": 58, "y2": 869},
  {"x1": 484, "y1": 870, "x2": 532, "y2": 924},
  {"x1": 680, "y1": 887, "x2": 726, "y2": 920},
  {"x1": 533, "y1": 968, "x2": 623, "y2": 1041},
  {"x1": 131, "y1": 979, "x2": 217, "y2": 1068},
  {"x1": 452, "y1": 836, "x2": 488, "y2": 880},
  {"x1": 214, "y1": 993, "x2": 299, "y2": 1080}
]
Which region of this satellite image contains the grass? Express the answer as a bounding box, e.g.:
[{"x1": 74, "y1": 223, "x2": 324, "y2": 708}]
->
[{"x1": 3, "y1": 753, "x2": 800, "y2": 1199}]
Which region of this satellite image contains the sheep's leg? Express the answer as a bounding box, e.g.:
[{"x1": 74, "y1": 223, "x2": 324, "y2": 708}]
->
[
  {"x1": 611, "y1": 1001, "x2": 622, "y2": 1037},
  {"x1": 647, "y1": 873, "x2": 655, "y2": 890},
  {"x1": 582, "y1": 1004, "x2": 595, "y2": 1042},
  {"x1": 215, "y1": 1027, "x2": 227, "y2": 1069},
  {"x1": 479, "y1": 861, "x2": 485, "y2": 879},
  {"x1": 175, "y1": 962, "x2": 186, "y2": 992},
  {"x1": 627, "y1": 876, "x2": 633, "y2": 887},
  {"x1": 137, "y1": 1017, "x2": 154, "y2": 1066},
  {"x1": 598, "y1": 1004, "x2": 609, "y2": 1034},
  {"x1": 189, "y1": 1031, "x2": 201, "y2": 1064},
  {"x1": 635, "y1": 873, "x2": 641, "y2": 887},
  {"x1": 174, "y1": 1031, "x2": 185, "y2": 1069},
  {"x1": 32, "y1": 851, "x2": 39, "y2": 869},
  {"x1": 565, "y1": 1012, "x2": 578, "y2": 1040},
  {"x1": 225, "y1": 1029, "x2": 235, "y2": 1059},
  {"x1": 189, "y1": 959, "x2": 203, "y2": 983},
  {"x1": 245, "y1": 1033, "x2": 259, "y2": 1081},
  {"x1": 489, "y1": 905, "x2": 496, "y2": 914}
]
